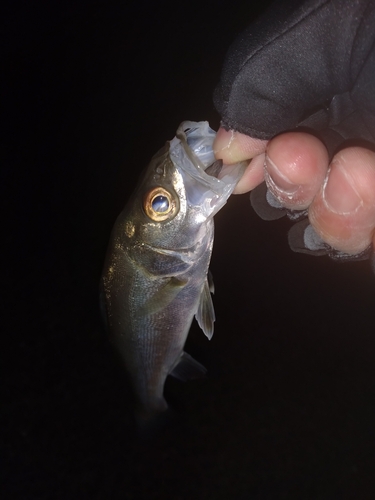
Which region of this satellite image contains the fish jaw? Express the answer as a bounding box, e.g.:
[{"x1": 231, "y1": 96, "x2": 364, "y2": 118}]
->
[{"x1": 171, "y1": 121, "x2": 247, "y2": 218}]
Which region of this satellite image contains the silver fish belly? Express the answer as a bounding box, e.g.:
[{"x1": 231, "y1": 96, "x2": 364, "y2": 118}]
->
[{"x1": 101, "y1": 121, "x2": 245, "y2": 416}]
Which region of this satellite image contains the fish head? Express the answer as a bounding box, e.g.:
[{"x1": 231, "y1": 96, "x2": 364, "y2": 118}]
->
[
  {"x1": 118, "y1": 141, "x2": 193, "y2": 252},
  {"x1": 118, "y1": 121, "x2": 246, "y2": 253}
]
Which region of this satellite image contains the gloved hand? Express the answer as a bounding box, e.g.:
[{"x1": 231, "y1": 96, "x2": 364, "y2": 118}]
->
[{"x1": 213, "y1": 0, "x2": 375, "y2": 265}]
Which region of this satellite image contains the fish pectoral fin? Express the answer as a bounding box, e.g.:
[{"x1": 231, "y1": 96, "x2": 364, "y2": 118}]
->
[
  {"x1": 142, "y1": 276, "x2": 188, "y2": 315},
  {"x1": 195, "y1": 276, "x2": 215, "y2": 340},
  {"x1": 170, "y1": 351, "x2": 207, "y2": 381},
  {"x1": 207, "y1": 269, "x2": 215, "y2": 294}
]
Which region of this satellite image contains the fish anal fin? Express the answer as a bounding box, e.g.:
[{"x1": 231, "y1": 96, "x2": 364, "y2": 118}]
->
[
  {"x1": 170, "y1": 351, "x2": 207, "y2": 381},
  {"x1": 195, "y1": 277, "x2": 215, "y2": 340}
]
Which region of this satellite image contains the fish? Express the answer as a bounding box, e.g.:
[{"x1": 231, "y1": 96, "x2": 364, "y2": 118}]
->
[{"x1": 101, "y1": 121, "x2": 246, "y2": 421}]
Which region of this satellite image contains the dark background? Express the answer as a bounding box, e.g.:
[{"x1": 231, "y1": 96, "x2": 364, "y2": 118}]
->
[{"x1": 3, "y1": 1, "x2": 375, "y2": 498}]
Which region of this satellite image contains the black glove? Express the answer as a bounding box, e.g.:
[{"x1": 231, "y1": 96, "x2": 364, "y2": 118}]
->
[
  {"x1": 214, "y1": 0, "x2": 375, "y2": 157},
  {"x1": 214, "y1": 0, "x2": 375, "y2": 263}
]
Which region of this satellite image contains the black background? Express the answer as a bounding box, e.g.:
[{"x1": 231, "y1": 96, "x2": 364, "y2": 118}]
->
[{"x1": 3, "y1": 1, "x2": 375, "y2": 498}]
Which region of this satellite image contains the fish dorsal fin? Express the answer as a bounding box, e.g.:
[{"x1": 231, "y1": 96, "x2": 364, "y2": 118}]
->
[
  {"x1": 195, "y1": 275, "x2": 215, "y2": 340},
  {"x1": 170, "y1": 351, "x2": 207, "y2": 381}
]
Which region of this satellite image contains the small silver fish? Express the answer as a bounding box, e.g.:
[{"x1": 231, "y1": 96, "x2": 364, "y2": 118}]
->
[{"x1": 101, "y1": 121, "x2": 245, "y2": 419}]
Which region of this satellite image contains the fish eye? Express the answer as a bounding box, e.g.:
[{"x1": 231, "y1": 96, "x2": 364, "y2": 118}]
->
[
  {"x1": 152, "y1": 195, "x2": 169, "y2": 213},
  {"x1": 143, "y1": 187, "x2": 179, "y2": 221}
]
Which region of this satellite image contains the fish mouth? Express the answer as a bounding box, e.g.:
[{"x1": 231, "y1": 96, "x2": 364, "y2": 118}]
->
[{"x1": 170, "y1": 121, "x2": 247, "y2": 218}]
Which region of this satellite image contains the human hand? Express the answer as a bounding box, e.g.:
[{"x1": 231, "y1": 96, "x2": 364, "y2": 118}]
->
[
  {"x1": 213, "y1": 0, "x2": 375, "y2": 259},
  {"x1": 214, "y1": 129, "x2": 375, "y2": 256}
]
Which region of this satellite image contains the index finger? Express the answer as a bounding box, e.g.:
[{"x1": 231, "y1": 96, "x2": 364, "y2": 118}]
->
[
  {"x1": 213, "y1": 127, "x2": 268, "y2": 163},
  {"x1": 213, "y1": 127, "x2": 268, "y2": 194}
]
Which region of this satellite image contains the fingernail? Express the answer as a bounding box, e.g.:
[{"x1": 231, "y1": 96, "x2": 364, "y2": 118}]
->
[
  {"x1": 322, "y1": 165, "x2": 363, "y2": 215},
  {"x1": 213, "y1": 128, "x2": 235, "y2": 155},
  {"x1": 264, "y1": 154, "x2": 299, "y2": 199}
]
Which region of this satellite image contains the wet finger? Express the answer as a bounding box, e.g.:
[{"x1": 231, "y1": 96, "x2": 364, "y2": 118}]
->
[
  {"x1": 264, "y1": 132, "x2": 329, "y2": 209},
  {"x1": 232, "y1": 153, "x2": 265, "y2": 194},
  {"x1": 213, "y1": 127, "x2": 267, "y2": 164},
  {"x1": 309, "y1": 146, "x2": 375, "y2": 255}
]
